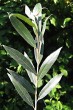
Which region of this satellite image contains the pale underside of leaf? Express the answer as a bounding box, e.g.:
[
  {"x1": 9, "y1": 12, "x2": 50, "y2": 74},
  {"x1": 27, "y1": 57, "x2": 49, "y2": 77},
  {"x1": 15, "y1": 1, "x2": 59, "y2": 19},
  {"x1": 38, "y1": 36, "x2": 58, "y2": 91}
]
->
[
  {"x1": 9, "y1": 14, "x2": 36, "y2": 48},
  {"x1": 7, "y1": 73, "x2": 34, "y2": 107},
  {"x1": 3, "y1": 45, "x2": 36, "y2": 74},
  {"x1": 7, "y1": 69, "x2": 34, "y2": 94},
  {"x1": 25, "y1": 5, "x2": 34, "y2": 20},
  {"x1": 38, "y1": 74, "x2": 63, "y2": 100},
  {"x1": 34, "y1": 36, "x2": 44, "y2": 65},
  {"x1": 24, "y1": 52, "x2": 36, "y2": 86},
  {"x1": 33, "y1": 3, "x2": 42, "y2": 17},
  {"x1": 42, "y1": 15, "x2": 52, "y2": 37},
  {"x1": 38, "y1": 47, "x2": 62, "y2": 80}
]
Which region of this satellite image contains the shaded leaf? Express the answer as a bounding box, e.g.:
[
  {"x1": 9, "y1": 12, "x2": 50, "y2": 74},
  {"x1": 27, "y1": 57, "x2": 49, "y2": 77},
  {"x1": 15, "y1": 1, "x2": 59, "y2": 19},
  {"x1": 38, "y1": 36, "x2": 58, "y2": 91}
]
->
[
  {"x1": 7, "y1": 69, "x2": 34, "y2": 94},
  {"x1": 13, "y1": 13, "x2": 36, "y2": 28},
  {"x1": 38, "y1": 47, "x2": 62, "y2": 80},
  {"x1": 38, "y1": 74, "x2": 63, "y2": 100},
  {"x1": 24, "y1": 52, "x2": 36, "y2": 86},
  {"x1": 3, "y1": 45, "x2": 36, "y2": 74},
  {"x1": 9, "y1": 14, "x2": 36, "y2": 48},
  {"x1": 7, "y1": 73, "x2": 34, "y2": 107}
]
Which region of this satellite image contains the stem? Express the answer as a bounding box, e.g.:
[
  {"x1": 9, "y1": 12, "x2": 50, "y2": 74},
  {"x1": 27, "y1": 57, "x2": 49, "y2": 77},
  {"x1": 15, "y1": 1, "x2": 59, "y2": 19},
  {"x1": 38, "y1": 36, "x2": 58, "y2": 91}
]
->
[
  {"x1": 34, "y1": 17, "x2": 40, "y2": 110},
  {"x1": 34, "y1": 87, "x2": 37, "y2": 110},
  {"x1": 34, "y1": 65, "x2": 39, "y2": 110}
]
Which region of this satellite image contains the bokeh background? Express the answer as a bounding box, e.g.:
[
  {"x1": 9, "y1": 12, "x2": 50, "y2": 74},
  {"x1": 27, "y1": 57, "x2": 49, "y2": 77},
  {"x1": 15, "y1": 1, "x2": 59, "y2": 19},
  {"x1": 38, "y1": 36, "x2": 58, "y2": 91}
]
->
[{"x1": 0, "y1": 0, "x2": 73, "y2": 110}]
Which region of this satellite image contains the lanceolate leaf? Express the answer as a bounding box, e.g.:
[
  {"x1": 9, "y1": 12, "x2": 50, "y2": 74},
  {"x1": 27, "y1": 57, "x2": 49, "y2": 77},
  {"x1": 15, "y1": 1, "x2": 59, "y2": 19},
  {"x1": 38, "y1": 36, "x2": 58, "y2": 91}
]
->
[
  {"x1": 7, "y1": 69, "x2": 34, "y2": 94},
  {"x1": 25, "y1": 5, "x2": 34, "y2": 20},
  {"x1": 3, "y1": 45, "x2": 36, "y2": 74},
  {"x1": 12, "y1": 14, "x2": 36, "y2": 28},
  {"x1": 24, "y1": 52, "x2": 36, "y2": 86},
  {"x1": 38, "y1": 74, "x2": 63, "y2": 100},
  {"x1": 7, "y1": 73, "x2": 34, "y2": 107},
  {"x1": 33, "y1": 3, "x2": 42, "y2": 17},
  {"x1": 42, "y1": 16, "x2": 51, "y2": 37},
  {"x1": 9, "y1": 14, "x2": 36, "y2": 48},
  {"x1": 38, "y1": 47, "x2": 62, "y2": 80}
]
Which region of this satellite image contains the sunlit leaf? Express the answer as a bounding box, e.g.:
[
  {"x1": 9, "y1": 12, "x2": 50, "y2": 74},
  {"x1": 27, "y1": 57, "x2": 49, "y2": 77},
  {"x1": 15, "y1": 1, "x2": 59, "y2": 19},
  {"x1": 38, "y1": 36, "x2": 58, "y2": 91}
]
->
[
  {"x1": 7, "y1": 69, "x2": 34, "y2": 94},
  {"x1": 59, "y1": 67, "x2": 68, "y2": 77},
  {"x1": 50, "y1": 16, "x2": 57, "y2": 27},
  {"x1": 7, "y1": 73, "x2": 34, "y2": 107},
  {"x1": 9, "y1": 14, "x2": 36, "y2": 47},
  {"x1": 25, "y1": 5, "x2": 34, "y2": 20},
  {"x1": 13, "y1": 13, "x2": 36, "y2": 28},
  {"x1": 24, "y1": 52, "x2": 36, "y2": 86},
  {"x1": 42, "y1": 15, "x2": 51, "y2": 37},
  {"x1": 33, "y1": 3, "x2": 42, "y2": 17},
  {"x1": 3, "y1": 45, "x2": 36, "y2": 74},
  {"x1": 38, "y1": 74, "x2": 63, "y2": 100},
  {"x1": 37, "y1": 79, "x2": 43, "y2": 88},
  {"x1": 54, "y1": 0, "x2": 59, "y2": 4},
  {"x1": 38, "y1": 47, "x2": 62, "y2": 80},
  {"x1": 63, "y1": 17, "x2": 71, "y2": 27}
]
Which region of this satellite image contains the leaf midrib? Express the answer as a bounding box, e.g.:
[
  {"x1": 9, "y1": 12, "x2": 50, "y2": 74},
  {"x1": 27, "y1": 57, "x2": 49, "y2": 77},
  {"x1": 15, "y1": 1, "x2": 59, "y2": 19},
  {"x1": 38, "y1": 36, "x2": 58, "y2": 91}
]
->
[
  {"x1": 13, "y1": 76, "x2": 33, "y2": 107},
  {"x1": 10, "y1": 16, "x2": 35, "y2": 47}
]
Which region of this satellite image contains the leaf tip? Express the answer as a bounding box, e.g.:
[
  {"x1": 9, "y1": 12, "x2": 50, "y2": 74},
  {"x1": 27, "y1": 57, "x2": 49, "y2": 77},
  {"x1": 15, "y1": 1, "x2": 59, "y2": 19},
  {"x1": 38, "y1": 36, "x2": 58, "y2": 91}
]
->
[
  {"x1": 59, "y1": 47, "x2": 63, "y2": 51},
  {"x1": 3, "y1": 45, "x2": 7, "y2": 50},
  {"x1": 6, "y1": 68, "x2": 10, "y2": 72},
  {"x1": 2, "y1": 45, "x2": 6, "y2": 49},
  {"x1": 7, "y1": 72, "x2": 10, "y2": 78}
]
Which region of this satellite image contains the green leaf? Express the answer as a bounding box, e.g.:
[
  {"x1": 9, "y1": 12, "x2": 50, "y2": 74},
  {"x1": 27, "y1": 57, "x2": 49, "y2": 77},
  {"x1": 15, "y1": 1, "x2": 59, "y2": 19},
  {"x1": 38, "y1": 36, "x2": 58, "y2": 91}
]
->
[
  {"x1": 13, "y1": 13, "x2": 36, "y2": 28},
  {"x1": 37, "y1": 79, "x2": 43, "y2": 88},
  {"x1": 7, "y1": 73, "x2": 34, "y2": 107},
  {"x1": 53, "y1": 0, "x2": 59, "y2": 4},
  {"x1": 38, "y1": 47, "x2": 62, "y2": 80},
  {"x1": 3, "y1": 45, "x2": 36, "y2": 74},
  {"x1": 24, "y1": 52, "x2": 36, "y2": 86},
  {"x1": 9, "y1": 14, "x2": 36, "y2": 48},
  {"x1": 7, "y1": 69, "x2": 34, "y2": 94},
  {"x1": 63, "y1": 17, "x2": 71, "y2": 27},
  {"x1": 38, "y1": 74, "x2": 62, "y2": 100},
  {"x1": 50, "y1": 16, "x2": 57, "y2": 26},
  {"x1": 60, "y1": 68, "x2": 68, "y2": 77}
]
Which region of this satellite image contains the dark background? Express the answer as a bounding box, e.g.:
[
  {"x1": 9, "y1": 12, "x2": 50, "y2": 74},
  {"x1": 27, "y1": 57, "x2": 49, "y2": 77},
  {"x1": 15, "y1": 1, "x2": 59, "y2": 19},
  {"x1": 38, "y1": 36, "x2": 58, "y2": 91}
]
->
[{"x1": 0, "y1": 0, "x2": 73, "y2": 110}]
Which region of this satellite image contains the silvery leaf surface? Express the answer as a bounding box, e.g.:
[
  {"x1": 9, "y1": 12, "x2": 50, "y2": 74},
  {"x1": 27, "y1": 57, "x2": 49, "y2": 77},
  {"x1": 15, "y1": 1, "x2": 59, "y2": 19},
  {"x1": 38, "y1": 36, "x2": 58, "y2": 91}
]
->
[
  {"x1": 7, "y1": 69, "x2": 34, "y2": 94},
  {"x1": 38, "y1": 47, "x2": 62, "y2": 80},
  {"x1": 3, "y1": 45, "x2": 36, "y2": 74},
  {"x1": 9, "y1": 14, "x2": 36, "y2": 48},
  {"x1": 7, "y1": 73, "x2": 34, "y2": 107},
  {"x1": 38, "y1": 74, "x2": 63, "y2": 100},
  {"x1": 24, "y1": 52, "x2": 36, "y2": 86}
]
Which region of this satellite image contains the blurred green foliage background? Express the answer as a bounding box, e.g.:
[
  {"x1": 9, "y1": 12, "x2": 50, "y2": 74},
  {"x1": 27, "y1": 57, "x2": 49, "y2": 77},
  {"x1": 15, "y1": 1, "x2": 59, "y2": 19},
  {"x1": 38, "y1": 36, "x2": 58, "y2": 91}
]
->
[{"x1": 0, "y1": 0, "x2": 73, "y2": 110}]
